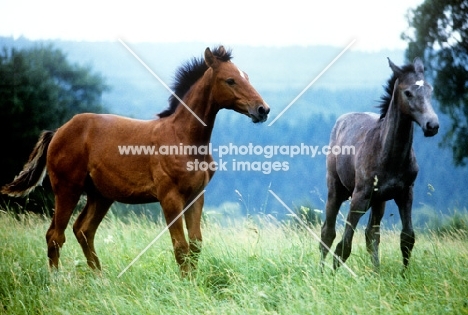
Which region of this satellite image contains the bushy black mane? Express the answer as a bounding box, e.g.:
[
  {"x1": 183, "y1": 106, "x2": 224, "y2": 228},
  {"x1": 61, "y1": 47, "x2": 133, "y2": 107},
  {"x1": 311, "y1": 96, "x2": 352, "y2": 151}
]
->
[
  {"x1": 378, "y1": 63, "x2": 416, "y2": 118},
  {"x1": 157, "y1": 46, "x2": 233, "y2": 118}
]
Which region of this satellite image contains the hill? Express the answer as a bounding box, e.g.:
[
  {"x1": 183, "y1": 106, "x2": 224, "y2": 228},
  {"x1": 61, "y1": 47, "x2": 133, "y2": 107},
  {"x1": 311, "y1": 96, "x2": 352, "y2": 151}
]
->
[
  {"x1": 0, "y1": 36, "x2": 404, "y2": 118},
  {"x1": 1, "y1": 37, "x2": 467, "y2": 226}
]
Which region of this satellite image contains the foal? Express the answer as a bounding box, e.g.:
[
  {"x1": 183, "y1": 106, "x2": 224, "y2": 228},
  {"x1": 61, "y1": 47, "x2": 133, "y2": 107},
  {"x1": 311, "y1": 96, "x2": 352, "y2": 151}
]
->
[
  {"x1": 320, "y1": 57, "x2": 439, "y2": 272},
  {"x1": 2, "y1": 46, "x2": 269, "y2": 275}
]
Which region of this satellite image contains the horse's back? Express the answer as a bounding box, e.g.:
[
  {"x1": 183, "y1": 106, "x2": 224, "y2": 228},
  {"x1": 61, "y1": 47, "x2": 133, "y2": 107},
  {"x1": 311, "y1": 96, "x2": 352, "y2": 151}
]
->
[
  {"x1": 47, "y1": 113, "x2": 157, "y2": 199},
  {"x1": 330, "y1": 112, "x2": 379, "y2": 146},
  {"x1": 49, "y1": 113, "x2": 152, "y2": 160}
]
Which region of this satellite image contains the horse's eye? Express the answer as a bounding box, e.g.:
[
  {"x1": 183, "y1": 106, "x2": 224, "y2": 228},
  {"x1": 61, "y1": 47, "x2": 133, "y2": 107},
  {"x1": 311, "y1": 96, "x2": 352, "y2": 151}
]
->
[
  {"x1": 404, "y1": 91, "x2": 413, "y2": 98},
  {"x1": 226, "y1": 78, "x2": 235, "y2": 86}
]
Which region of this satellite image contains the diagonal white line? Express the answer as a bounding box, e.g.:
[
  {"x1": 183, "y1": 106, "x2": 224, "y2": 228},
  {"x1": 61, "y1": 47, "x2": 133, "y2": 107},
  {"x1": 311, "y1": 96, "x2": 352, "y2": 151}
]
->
[
  {"x1": 117, "y1": 190, "x2": 206, "y2": 278},
  {"x1": 268, "y1": 39, "x2": 356, "y2": 126},
  {"x1": 118, "y1": 38, "x2": 207, "y2": 127},
  {"x1": 268, "y1": 189, "x2": 357, "y2": 277}
]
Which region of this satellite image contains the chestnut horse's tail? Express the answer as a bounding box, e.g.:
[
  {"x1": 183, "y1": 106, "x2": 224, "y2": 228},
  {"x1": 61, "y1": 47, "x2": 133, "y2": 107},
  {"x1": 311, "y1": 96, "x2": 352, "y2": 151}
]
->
[{"x1": 1, "y1": 130, "x2": 55, "y2": 197}]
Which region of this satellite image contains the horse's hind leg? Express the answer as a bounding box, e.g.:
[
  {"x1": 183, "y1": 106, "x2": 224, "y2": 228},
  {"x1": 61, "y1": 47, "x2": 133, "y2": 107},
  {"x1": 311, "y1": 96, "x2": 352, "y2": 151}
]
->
[
  {"x1": 46, "y1": 187, "x2": 82, "y2": 268},
  {"x1": 365, "y1": 201, "x2": 385, "y2": 272},
  {"x1": 320, "y1": 179, "x2": 348, "y2": 269},
  {"x1": 73, "y1": 191, "x2": 113, "y2": 270}
]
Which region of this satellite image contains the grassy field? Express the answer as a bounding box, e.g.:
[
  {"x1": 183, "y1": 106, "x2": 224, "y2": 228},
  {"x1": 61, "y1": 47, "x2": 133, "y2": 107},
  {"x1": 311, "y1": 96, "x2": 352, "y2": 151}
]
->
[{"x1": 1, "y1": 209, "x2": 467, "y2": 315}]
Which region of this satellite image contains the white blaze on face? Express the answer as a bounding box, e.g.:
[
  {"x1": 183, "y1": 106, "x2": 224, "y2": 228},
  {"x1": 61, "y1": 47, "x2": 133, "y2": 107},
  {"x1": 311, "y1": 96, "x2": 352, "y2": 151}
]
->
[
  {"x1": 238, "y1": 67, "x2": 246, "y2": 79},
  {"x1": 415, "y1": 80, "x2": 424, "y2": 87}
]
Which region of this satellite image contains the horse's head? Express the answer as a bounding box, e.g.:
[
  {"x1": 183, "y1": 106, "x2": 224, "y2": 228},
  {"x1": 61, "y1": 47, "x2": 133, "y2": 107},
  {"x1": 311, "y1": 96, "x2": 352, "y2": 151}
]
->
[
  {"x1": 388, "y1": 57, "x2": 439, "y2": 137},
  {"x1": 204, "y1": 46, "x2": 269, "y2": 123}
]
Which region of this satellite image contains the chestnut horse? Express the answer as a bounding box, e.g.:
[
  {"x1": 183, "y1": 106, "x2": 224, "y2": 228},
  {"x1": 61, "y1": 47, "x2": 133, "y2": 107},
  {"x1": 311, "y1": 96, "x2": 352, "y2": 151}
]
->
[
  {"x1": 320, "y1": 58, "x2": 439, "y2": 273},
  {"x1": 2, "y1": 46, "x2": 270, "y2": 274}
]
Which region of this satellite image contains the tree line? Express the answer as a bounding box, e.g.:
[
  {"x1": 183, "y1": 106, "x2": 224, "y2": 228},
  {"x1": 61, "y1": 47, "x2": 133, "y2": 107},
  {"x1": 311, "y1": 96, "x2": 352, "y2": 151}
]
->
[{"x1": 0, "y1": 45, "x2": 107, "y2": 213}]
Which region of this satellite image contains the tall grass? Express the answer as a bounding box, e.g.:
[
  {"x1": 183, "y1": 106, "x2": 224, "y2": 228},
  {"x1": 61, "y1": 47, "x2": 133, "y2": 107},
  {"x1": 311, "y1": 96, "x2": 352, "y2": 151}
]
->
[{"x1": 1, "y1": 209, "x2": 467, "y2": 314}]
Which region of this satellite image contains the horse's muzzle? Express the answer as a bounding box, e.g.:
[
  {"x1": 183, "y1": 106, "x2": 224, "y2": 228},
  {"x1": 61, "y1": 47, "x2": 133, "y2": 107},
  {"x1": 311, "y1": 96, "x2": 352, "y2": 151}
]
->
[
  {"x1": 423, "y1": 119, "x2": 439, "y2": 137},
  {"x1": 251, "y1": 103, "x2": 270, "y2": 123}
]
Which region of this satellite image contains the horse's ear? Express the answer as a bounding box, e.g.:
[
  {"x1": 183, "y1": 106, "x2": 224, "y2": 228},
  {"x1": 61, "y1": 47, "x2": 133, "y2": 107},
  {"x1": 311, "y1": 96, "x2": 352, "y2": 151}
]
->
[
  {"x1": 205, "y1": 47, "x2": 217, "y2": 68},
  {"x1": 413, "y1": 57, "x2": 424, "y2": 73},
  {"x1": 388, "y1": 57, "x2": 402, "y2": 76},
  {"x1": 217, "y1": 45, "x2": 226, "y2": 56}
]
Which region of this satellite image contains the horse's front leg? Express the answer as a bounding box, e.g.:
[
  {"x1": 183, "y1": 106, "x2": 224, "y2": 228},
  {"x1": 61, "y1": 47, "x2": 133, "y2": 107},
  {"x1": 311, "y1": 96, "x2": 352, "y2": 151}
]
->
[
  {"x1": 160, "y1": 194, "x2": 191, "y2": 276},
  {"x1": 365, "y1": 201, "x2": 385, "y2": 272},
  {"x1": 184, "y1": 193, "x2": 204, "y2": 272},
  {"x1": 395, "y1": 186, "x2": 415, "y2": 272}
]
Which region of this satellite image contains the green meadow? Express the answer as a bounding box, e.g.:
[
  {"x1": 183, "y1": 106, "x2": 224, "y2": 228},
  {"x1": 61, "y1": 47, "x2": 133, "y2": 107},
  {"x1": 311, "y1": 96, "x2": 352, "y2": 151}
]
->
[{"x1": 1, "y1": 209, "x2": 467, "y2": 314}]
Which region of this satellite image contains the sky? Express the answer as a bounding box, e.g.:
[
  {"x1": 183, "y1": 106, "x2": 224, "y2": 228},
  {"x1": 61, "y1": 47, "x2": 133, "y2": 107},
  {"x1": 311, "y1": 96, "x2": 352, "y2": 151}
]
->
[{"x1": 1, "y1": 0, "x2": 424, "y2": 51}]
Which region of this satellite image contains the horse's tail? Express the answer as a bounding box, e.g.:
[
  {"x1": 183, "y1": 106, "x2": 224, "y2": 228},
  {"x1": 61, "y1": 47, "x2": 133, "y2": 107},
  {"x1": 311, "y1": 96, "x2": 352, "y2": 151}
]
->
[{"x1": 1, "y1": 130, "x2": 56, "y2": 197}]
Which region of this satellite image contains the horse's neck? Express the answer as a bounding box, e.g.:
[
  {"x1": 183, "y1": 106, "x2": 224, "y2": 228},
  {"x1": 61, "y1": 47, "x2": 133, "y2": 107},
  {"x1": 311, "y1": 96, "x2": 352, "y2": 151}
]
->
[
  {"x1": 379, "y1": 96, "x2": 414, "y2": 165},
  {"x1": 171, "y1": 81, "x2": 218, "y2": 145}
]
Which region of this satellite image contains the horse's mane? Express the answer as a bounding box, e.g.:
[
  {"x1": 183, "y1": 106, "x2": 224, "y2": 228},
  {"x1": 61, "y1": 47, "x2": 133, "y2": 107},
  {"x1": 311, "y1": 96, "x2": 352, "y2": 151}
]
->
[
  {"x1": 378, "y1": 62, "x2": 416, "y2": 119},
  {"x1": 157, "y1": 46, "x2": 233, "y2": 118}
]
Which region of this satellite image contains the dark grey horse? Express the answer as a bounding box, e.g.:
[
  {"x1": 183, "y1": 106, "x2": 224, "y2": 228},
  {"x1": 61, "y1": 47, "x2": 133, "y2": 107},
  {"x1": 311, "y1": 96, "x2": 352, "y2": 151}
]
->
[{"x1": 320, "y1": 57, "x2": 439, "y2": 273}]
